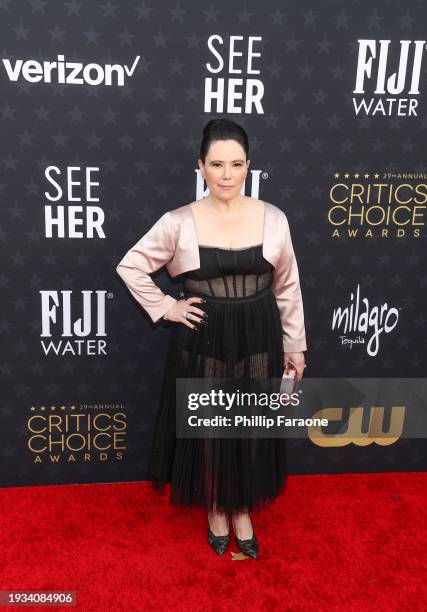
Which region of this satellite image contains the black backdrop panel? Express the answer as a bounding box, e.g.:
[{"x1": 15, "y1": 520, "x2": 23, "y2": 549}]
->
[{"x1": 0, "y1": 0, "x2": 425, "y2": 487}]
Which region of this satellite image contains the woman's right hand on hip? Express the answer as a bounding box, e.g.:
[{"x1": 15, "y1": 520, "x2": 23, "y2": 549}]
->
[{"x1": 164, "y1": 296, "x2": 208, "y2": 329}]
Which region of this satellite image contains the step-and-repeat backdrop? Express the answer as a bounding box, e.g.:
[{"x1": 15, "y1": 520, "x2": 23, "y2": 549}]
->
[{"x1": 1, "y1": 1, "x2": 425, "y2": 487}]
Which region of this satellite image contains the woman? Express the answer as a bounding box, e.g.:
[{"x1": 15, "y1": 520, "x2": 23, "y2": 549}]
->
[{"x1": 116, "y1": 119, "x2": 307, "y2": 560}]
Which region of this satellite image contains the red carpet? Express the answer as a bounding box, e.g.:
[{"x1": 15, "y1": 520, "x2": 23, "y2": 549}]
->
[{"x1": 0, "y1": 473, "x2": 425, "y2": 611}]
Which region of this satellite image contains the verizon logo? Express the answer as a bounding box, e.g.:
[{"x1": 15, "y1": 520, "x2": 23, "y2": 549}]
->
[{"x1": 2, "y1": 54, "x2": 140, "y2": 86}]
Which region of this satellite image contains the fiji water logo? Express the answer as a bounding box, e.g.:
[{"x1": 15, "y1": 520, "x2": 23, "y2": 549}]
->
[
  {"x1": 332, "y1": 284, "x2": 400, "y2": 357},
  {"x1": 353, "y1": 39, "x2": 426, "y2": 116},
  {"x1": 2, "y1": 54, "x2": 140, "y2": 87},
  {"x1": 40, "y1": 289, "x2": 109, "y2": 356}
]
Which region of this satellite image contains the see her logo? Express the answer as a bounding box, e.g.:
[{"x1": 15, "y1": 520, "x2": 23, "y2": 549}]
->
[{"x1": 204, "y1": 35, "x2": 264, "y2": 114}]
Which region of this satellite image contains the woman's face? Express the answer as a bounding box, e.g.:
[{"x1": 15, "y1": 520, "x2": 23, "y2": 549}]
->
[{"x1": 198, "y1": 139, "x2": 250, "y2": 200}]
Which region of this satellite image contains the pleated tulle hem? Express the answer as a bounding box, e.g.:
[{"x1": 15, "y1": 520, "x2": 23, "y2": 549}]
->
[{"x1": 148, "y1": 472, "x2": 288, "y2": 515}]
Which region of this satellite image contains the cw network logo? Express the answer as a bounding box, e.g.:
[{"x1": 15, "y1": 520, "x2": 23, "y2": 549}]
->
[{"x1": 2, "y1": 54, "x2": 140, "y2": 87}]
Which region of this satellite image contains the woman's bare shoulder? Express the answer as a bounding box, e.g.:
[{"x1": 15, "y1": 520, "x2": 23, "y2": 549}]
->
[
  {"x1": 242, "y1": 195, "x2": 265, "y2": 211},
  {"x1": 241, "y1": 195, "x2": 281, "y2": 212}
]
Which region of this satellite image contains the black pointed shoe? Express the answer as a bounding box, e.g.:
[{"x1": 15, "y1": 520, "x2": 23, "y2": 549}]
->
[
  {"x1": 207, "y1": 526, "x2": 231, "y2": 555},
  {"x1": 232, "y1": 516, "x2": 259, "y2": 559},
  {"x1": 235, "y1": 532, "x2": 258, "y2": 559}
]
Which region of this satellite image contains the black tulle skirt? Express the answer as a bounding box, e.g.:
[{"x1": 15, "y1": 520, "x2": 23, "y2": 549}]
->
[{"x1": 146, "y1": 284, "x2": 288, "y2": 514}]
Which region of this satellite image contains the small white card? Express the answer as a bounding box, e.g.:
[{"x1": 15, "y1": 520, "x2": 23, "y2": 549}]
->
[{"x1": 280, "y1": 368, "x2": 296, "y2": 395}]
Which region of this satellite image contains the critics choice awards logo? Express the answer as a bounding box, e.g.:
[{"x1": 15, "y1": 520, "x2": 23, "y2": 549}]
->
[
  {"x1": 27, "y1": 403, "x2": 128, "y2": 464},
  {"x1": 327, "y1": 172, "x2": 426, "y2": 239}
]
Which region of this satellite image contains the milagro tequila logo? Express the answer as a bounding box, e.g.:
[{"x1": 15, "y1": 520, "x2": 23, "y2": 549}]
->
[
  {"x1": 2, "y1": 54, "x2": 140, "y2": 86},
  {"x1": 332, "y1": 284, "x2": 400, "y2": 356},
  {"x1": 40, "y1": 290, "x2": 108, "y2": 356},
  {"x1": 353, "y1": 39, "x2": 426, "y2": 116}
]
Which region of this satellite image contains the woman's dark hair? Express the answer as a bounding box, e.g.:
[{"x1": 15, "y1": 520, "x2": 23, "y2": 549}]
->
[{"x1": 199, "y1": 119, "x2": 249, "y2": 164}]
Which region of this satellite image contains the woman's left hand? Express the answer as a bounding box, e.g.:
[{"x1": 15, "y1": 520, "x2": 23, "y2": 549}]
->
[{"x1": 284, "y1": 351, "x2": 306, "y2": 383}]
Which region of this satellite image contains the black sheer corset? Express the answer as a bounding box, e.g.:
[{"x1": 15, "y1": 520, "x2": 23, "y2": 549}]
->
[{"x1": 182, "y1": 244, "x2": 274, "y2": 298}]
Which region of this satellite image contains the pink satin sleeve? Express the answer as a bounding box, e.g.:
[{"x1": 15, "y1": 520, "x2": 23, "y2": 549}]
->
[
  {"x1": 272, "y1": 214, "x2": 308, "y2": 353},
  {"x1": 116, "y1": 212, "x2": 178, "y2": 323}
]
